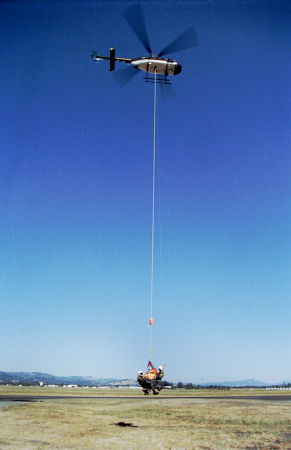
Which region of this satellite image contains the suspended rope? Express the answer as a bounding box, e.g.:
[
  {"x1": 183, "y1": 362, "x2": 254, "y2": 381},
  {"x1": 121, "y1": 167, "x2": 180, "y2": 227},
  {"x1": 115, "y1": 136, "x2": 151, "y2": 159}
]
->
[{"x1": 149, "y1": 70, "x2": 157, "y2": 356}]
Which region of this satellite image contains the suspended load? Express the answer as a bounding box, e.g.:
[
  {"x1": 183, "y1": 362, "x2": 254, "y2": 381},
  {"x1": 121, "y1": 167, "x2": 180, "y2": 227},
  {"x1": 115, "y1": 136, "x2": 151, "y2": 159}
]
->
[
  {"x1": 144, "y1": 360, "x2": 158, "y2": 381},
  {"x1": 137, "y1": 362, "x2": 166, "y2": 395}
]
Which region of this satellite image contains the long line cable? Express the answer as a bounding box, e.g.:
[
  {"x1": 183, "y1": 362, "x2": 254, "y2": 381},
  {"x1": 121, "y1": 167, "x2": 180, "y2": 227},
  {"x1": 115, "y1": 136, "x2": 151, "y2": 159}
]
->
[{"x1": 149, "y1": 70, "x2": 157, "y2": 357}]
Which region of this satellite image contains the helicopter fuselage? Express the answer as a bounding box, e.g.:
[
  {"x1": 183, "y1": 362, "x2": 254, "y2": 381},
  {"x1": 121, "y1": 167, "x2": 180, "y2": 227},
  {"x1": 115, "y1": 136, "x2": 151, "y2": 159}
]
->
[
  {"x1": 91, "y1": 49, "x2": 182, "y2": 76},
  {"x1": 131, "y1": 56, "x2": 182, "y2": 76}
]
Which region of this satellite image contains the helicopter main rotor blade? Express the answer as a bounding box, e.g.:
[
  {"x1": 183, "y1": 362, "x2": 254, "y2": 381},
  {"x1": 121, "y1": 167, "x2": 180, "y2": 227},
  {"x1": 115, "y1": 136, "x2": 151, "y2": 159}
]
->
[
  {"x1": 123, "y1": 3, "x2": 152, "y2": 55},
  {"x1": 158, "y1": 25, "x2": 199, "y2": 57},
  {"x1": 112, "y1": 65, "x2": 140, "y2": 87},
  {"x1": 159, "y1": 82, "x2": 176, "y2": 101}
]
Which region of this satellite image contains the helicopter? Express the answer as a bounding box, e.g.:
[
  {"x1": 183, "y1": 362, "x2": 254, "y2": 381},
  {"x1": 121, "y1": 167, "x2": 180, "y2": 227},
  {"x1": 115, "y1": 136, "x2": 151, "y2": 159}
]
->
[{"x1": 90, "y1": 3, "x2": 198, "y2": 87}]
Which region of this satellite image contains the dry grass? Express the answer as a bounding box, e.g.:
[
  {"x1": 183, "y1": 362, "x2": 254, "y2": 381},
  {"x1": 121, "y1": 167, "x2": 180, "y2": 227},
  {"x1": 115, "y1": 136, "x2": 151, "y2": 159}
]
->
[{"x1": 1, "y1": 388, "x2": 291, "y2": 449}]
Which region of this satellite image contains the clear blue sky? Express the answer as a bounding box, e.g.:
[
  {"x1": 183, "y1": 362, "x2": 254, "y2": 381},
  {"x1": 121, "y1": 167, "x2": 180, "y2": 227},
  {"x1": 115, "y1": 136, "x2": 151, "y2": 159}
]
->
[{"x1": 1, "y1": 0, "x2": 290, "y2": 384}]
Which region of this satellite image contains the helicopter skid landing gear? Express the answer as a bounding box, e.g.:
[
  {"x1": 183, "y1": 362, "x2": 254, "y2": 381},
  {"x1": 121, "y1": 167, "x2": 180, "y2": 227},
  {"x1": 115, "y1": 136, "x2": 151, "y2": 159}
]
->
[{"x1": 143, "y1": 75, "x2": 171, "y2": 85}]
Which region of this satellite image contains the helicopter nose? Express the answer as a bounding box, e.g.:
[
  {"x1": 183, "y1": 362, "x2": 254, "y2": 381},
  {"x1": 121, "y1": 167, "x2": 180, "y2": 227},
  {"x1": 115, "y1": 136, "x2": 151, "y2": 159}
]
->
[{"x1": 174, "y1": 64, "x2": 182, "y2": 75}]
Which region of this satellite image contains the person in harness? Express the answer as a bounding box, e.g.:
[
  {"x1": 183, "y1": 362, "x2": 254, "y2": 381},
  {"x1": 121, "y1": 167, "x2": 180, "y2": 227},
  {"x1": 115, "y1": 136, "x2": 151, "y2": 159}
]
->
[
  {"x1": 142, "y1": 362, "x2": 166, "y2": 395},
  {"x1": 137, "y1": 370, "x2": 151, "y2": 395},
  {"x1": 154, "y1": 366, "x2": 165, "y2": 391}
]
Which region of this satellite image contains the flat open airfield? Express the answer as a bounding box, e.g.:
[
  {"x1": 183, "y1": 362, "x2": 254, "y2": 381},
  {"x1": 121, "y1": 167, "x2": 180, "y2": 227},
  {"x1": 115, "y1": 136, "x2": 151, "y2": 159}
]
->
[
  {"x1": 1, "y1": 394, "x2": 291, "y2": 402},
  {"x1": 1, "y1": 387, "x2": 291, "y2": 449}
]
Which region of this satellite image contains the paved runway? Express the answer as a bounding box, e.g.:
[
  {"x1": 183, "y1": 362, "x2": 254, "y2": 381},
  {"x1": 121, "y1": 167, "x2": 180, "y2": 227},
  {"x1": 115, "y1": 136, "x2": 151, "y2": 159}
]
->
[{"x1": 1, "y1": 395, "x2": 291, "y2": 402}]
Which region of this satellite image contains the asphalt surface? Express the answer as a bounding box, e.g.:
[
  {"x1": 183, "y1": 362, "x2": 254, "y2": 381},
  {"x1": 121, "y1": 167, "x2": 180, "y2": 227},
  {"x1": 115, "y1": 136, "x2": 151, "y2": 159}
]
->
[{"x1": 1, "y1": 395, "x2": 291, "y2": 402}]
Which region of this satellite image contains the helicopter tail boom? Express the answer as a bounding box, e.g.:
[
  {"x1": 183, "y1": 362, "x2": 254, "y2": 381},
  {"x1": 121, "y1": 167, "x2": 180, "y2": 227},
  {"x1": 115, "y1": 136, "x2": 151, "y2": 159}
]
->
[{"x1": 91, "y1": 48, "x2": 132, "y2": 70}]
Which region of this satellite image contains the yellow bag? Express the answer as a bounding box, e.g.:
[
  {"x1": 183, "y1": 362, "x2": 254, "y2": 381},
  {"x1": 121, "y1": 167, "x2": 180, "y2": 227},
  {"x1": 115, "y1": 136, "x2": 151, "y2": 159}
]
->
[{"x1": 144, "y1": 368, "x2": 157, "y2": 381}]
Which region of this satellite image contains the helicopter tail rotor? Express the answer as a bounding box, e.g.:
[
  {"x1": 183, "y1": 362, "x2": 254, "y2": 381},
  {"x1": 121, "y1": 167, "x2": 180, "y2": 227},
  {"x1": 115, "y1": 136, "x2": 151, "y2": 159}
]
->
[{"x1": 91, "y1": 50, "x2": 99, "y2": 59}]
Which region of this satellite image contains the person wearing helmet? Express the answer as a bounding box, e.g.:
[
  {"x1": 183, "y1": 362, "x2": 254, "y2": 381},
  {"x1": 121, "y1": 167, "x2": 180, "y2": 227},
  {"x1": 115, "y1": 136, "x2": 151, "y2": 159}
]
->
[
  {"x1": 147, "y1": 365, "x2": 164, "y2": 395},
  {"x1": 157, "y1": 366, "x2": 164, "y2": 380},
  {"x1": 153, "y1": 366, "x2": 165, "y2": 392},
  {"x1": 137, "y1": 371, "x2": 150, "y2": 395}
]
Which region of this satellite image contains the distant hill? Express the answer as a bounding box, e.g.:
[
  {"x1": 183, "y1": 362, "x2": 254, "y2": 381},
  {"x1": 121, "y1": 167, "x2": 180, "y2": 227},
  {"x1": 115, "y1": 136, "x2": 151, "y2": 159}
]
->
[
  {"x1": 202, "y1": 378, "x2": 267, "y2": 387},
  {"x1": 0, "y1": 372, "x2": 12, "y2": 383},
  {"x1": 0, "y1": 371, "x2": 137, "y2": 386},
  {"x1": 0, "y1": 372, "x2": 286, "y2": 388}
]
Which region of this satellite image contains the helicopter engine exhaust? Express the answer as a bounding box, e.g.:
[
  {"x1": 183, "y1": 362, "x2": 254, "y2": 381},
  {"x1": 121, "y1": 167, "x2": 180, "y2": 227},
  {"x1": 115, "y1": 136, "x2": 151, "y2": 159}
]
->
[{"x1": 109, "y1": 47, "x2": 115, "y2": 71}]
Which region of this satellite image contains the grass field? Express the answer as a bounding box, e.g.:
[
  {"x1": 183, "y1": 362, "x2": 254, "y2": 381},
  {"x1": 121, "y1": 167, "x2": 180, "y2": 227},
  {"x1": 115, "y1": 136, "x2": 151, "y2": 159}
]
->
[{"x1": 1, "y1": 387, "x2": 291, "y2": 449}]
